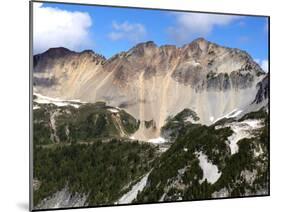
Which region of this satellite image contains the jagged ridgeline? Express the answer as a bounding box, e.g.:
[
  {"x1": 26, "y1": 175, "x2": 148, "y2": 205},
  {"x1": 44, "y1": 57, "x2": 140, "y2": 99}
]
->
[
  {"x1": 33, "y1": 38, "x2": 267, "y2": 140},
  {"x1": 33, "y1": 38, "x2": 269, "y2": 209}
]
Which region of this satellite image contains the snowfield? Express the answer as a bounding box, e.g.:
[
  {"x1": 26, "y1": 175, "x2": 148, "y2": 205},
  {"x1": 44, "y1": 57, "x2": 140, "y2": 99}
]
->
[
  {"x1": 34, "y1": 93, "x2": 84, "y2": 108},
  {"x1": 214, "y1": 108, "x2": 243, "y2": 123},
  {"x1": 216, "y1": 119, "x2": 264, "y2": 155},
  {"x1": 116, "y1": 172, "x2": 150, "y2": 204},
  {"x1": 197, "y1": 152, "x2": 221, "y2": 184}
]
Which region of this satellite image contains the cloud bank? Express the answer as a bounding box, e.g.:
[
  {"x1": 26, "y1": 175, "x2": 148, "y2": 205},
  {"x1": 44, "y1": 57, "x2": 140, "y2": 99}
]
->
[
  {"x1": 169, "y1": 12, "x2": 241, "y2": 44},
  {"x1": 108, "y1": 21, "x2": 146, "y2": 43},
  {"x1": 33, "y1": 3, "x2": 93, "y2": 54}
]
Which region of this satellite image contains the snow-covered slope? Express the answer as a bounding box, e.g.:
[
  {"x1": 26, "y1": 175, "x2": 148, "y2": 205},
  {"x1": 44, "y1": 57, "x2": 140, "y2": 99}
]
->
[
  {"x1": 33, "y1": 92, "x2": 84, "y2": 109},
  {"x1": 216, "y1": 119, "x2": 264, "y2": 154}
]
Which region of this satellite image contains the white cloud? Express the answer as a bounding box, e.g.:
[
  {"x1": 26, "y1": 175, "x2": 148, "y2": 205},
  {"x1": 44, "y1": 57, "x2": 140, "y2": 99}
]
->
[
  {"x1": 168, "y1": 12, "x2": 241, "y2": 44},
  {"x1": 260, "y1": 60, "x2": 268, "y2": 72},
  {"x1": 33, "y1": 3, "x2": 93, "y2": 54},
  {"x1": 108, "y1": 21, "x2": 146, "y2": 42},
  {"x1": 255, "y1": 59, "x2": 269, "y2": 72}
]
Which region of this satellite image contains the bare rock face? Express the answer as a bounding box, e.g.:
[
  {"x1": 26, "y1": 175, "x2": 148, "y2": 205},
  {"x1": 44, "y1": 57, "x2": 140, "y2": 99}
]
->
[
  {"x1": 35, "y1": 187, "x2": 87, "y2": 210},
  {"x1": 252, "y1": 74, "x2": 269, "y2": 104},
  {"x1": 33, "y1": 47, "x2": 106, "y2": 97},
  {"x1": 33, "y1": 38, "x2": 266, "y2": 140}
]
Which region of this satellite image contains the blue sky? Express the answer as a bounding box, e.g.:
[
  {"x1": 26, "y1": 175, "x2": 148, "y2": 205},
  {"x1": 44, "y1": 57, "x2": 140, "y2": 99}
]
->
[{"x1": 33, "y1": 2, "x2": 269, "y2": 70}]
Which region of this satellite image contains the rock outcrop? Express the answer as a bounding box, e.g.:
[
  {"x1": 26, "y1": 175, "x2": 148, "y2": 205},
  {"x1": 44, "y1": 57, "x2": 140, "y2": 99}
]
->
[{"x1": 252, "y1": 74, "x2": 269, "y2": 104}]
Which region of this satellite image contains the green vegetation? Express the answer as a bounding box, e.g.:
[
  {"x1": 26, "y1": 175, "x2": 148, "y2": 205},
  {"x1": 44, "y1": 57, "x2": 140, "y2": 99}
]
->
[
  {"x1": 33, "y1": 101, "x2": 153, "y2": 207},
  {"x1": 172, "y1": 108, "x2": 200, "y2": 122},
  {"x1": 118, "y1": 110, "x2": 140, "y2": 134},
  {"x1": 33, "y1": 104, "x2": 55, "y2": 145},
  {"x1": 34, "y1": 140, "x2": 157, "y2": 206},
  {"x1": 135, "y1": 124, "x2": 232, "y2": 202},
  {"x1": 33, "y1": 102, "x2": 140, "y2": 145},
  {"x1": 161, "y1": 108, "x2": 199, "y2": 141},
  {"x1": 135, "y1": 108, "x2": 269, "y2": 202},
  {"x1": 33, "y1": 101, "x2": 269, "y2": 206},
  {"x1": 212, "y1": 109, "x2": 269, "y2": 196},
  {"x1": 239, "y1": 107, "x2": 268, "y2": 121}
]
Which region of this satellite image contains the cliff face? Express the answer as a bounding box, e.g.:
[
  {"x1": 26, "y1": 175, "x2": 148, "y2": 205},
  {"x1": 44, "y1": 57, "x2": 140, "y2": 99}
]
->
[
  {"x1": 252, "y1": 75, "x2": 269, "y2": 104},
  {"x1": 33, "y1": 38, "x2": 267, "y2": 140}
]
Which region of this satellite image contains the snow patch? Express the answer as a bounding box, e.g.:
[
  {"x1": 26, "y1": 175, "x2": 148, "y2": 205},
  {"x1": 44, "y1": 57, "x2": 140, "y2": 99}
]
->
[
  {"x1": 107, "y1": 108, "x2": 119, "y2": 113},
  {"x1": 34, "y1": 93, "x2": 83, "y2": 108},
  {"x1": 241, "y1": 169, "x2": 257, "y2": 185},
  {"x1": 214, "y1": 108, "x2": 243, "y2": 123},
  {"x1": 243, "y1": 119, "x2": 263, "y2": 128},
  {"x1": 148, "y1": 137, "x2": 167, "y2": 144},
  {"x1": 33, "y1": 105, "x2": 40, "y2": 110},
  {"x1": 219, "y1": 119, "x2": 264, "y2": 155},
  {"x1": 117, "y1": 172, "x2": 150, "y2": 204},
  {"x1": 159, "y1": 193, "x2": 166, "y2": 202},
  {"x1": 226, "y1": 109, "x2": 243, "y2": 118},
  {"x1": 197, "y1": 152, "x2": 221, "y2": 184},
  {"x1": 212, "y1": 188, "x2": 229, "y2": 198},
  {"x1": 159, "y1": 146, "x2": 169, "y2": 153},
  {"x1": 254, "y1": 145, "x2": 264, "y2": 157}
]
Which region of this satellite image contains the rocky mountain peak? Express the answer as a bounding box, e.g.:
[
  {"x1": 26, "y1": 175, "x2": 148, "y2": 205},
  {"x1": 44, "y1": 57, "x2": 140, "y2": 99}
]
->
[
  {"x1": 190, "y1": 37, "x2": 209, "y2": 46},
  {"x1": 80, "y1": 49, "x2": 106, "y2": 60},
  {"x1": 34, "y1": 47, "x2": 106, "y2": 73},
  {"x1": 33, "y1": 39, "x2": 267, "y2": 128},
  {"x1": 44, "y1": 47, "x2": 74, "y2": 58},
  {"x1": 127, "y1": 41, "x2": 158, "y2": 56},
  {"x1": 135, "y1": 41, "x2": 157, "y2": 49},
  {"x1": 36, "y1": 47, "x2": 106, "y2": 61},
  {"x1": 81, "y1": 50, "x2": 106, "y2": 63},
  {"x1": 183, "y1": 37, "x2": 209, "y2": 49},
  {"x1": 34, "y1": 47, "x2": 73, "y2": 68}
]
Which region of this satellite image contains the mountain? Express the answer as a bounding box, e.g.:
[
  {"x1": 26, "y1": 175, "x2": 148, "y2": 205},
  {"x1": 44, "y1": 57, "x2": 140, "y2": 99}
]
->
[
  {"x1": 33, "y1": 38, "x2": 267, "y2": 140},
  {"x1": 134, "y1": 107, "x2": 268, "y2": 202},
  {"x1": 33, "y1": 93, "x2": 140, "y2": 145},
  {"x1": 32, "y1": 38, "x2": 269, "y2": 209}
]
